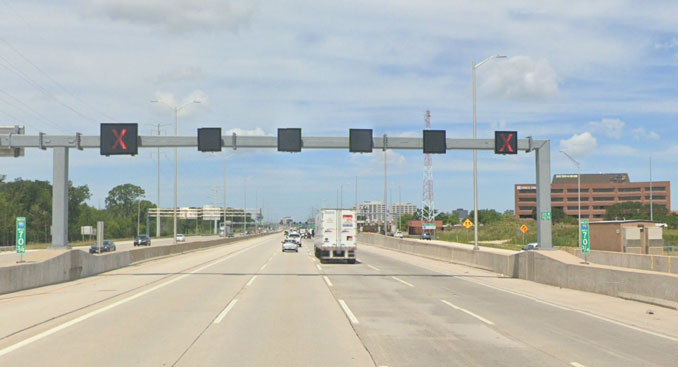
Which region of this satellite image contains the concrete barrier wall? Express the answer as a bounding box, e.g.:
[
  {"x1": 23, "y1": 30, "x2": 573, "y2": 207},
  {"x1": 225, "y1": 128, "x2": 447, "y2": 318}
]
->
[
  {"x1": 574, "y1": 249, "x2": 677, "y2": 275},
  {"x1": 0, "y1": 233, "x2": 271, "y2": 295},
  {"x1": 359, "y1": 233, "x2": 678, "y2": 304}
]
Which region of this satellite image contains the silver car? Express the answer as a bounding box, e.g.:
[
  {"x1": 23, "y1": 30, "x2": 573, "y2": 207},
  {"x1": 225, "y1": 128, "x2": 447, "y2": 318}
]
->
[{"x1": 282, "y1": 238, "x2": 299, "y2": 252}]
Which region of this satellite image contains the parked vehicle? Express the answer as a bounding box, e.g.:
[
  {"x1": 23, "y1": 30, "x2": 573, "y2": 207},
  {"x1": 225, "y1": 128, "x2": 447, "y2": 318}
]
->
[
  {"x1": 134, "y1": 235, "x2": 151, "y2": 246},
  {"x1": 394, "y1": 231, "x2": 403, "y2": 238},
  {"x1": 89, "y1": 240, "x2": 116, "y2": 254},
  {"x1": 522, "y1": 243, "x2": 540, "y2": 251},
  {"x1": 176, "y1": 234, "x2": 186, "y2": 242},
  {"x1": 314, "y1": 209, "x2": 357, "y2": 264},
  {"x1": 420, "y1": 232, "x2": 432, "y2": 240},
  {"x1": 281, "y1": 238, "x2": 299, "y2": 252}
]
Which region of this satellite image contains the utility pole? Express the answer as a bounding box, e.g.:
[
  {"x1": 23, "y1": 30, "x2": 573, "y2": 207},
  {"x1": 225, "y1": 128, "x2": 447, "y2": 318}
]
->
[
  {"x1": 650, "y1": 157, "x2": 653, "y2": 221},
  {"x1": 355, "y1": 176, "x2": 358, "y2": 209},
  {"x1": 384, "y1": 146, "x2": 388, "y2": 235},
  {"x1": 243, "y1": 178, "x2": 247, "y2": 233}
]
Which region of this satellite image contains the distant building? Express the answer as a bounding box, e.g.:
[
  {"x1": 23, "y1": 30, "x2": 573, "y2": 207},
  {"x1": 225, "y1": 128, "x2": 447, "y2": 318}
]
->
[
  {"x1": 356, "y1": 201, "x2": 385, "y2": 223},
  {"x1": 515, "y1": 173, "x2": 671, "y2": 220},
  {"x1": 407, "y1": 220, "x2": 443, "y2": 235},
  {"x1": 452, "y1": 208, "x2": 469, "y2": 221},
  {"x1": 389, "y1": 202, "x2": 418, "y2": 217}
]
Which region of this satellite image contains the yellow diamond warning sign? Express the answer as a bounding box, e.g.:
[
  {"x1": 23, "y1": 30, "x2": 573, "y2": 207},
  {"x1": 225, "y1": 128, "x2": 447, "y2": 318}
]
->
[
  {"x1": 462, "y1": 218, "x2": 473, "y2": 229},
  {"x1": 520, "y1": 224, "x2": 528, "y2": 234}
]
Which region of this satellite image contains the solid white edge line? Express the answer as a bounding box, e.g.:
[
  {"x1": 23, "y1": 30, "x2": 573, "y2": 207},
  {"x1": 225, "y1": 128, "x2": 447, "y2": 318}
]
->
[
  {"x1": 246, "y1": 275, "x2": 258, "y2": 287},
  {"x1": 391, "y1": 276, "x2": 414, "y2": 287},
  {"x1": 458, "y1": 277, "x2": 678, "y2": 342},
  {"x1": 441, "y1": 299, "x2": 495, "y2": 325},
  {"x1": 570, "y1": 362, "x2": 587, "y2": 367},
  {"x1": 323, "y1": 276, "x2": 333, "y2": 287},
  {"x1": 0, "y1": 241, "x2": 262, "y2": 358},
  {"x1": 214, "y1": 299, "x2": 238, "y2": 324},
  {"x1": 338, "y1": 299, "x2": 359, "y2": 324},
  {"x1": 367, "y1": 264, "x2": 380, "y2": 271}
]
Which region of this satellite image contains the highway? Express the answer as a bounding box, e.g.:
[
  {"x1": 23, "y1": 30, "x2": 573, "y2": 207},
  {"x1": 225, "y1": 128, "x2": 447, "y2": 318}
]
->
[{"x1": 0, "y1": 233, "x2": 676, "y2": 366}]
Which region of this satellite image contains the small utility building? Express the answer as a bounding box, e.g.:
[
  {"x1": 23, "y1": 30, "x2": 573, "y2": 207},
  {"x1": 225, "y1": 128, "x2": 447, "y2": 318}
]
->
[{"x1": 589, "y1": 220, "x2": 664, "y2": 255}]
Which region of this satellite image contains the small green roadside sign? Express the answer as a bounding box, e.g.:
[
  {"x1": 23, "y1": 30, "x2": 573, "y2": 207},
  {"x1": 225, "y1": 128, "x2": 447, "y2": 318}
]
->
[
  {"x1": 541, "y1": 211, "x2": 551, "y2": 221},
  {"x1": 16, "y1": 217, "x2": 26, "y2": 254},
  {"x1": 580, "y1": 219, "x2": 590, "y2": 254}
]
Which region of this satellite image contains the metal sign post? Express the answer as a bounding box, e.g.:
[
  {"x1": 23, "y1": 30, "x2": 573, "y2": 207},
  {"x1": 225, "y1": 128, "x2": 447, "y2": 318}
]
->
[
  {"x1": 16, "y1": 217, "x2": 26, "y2": 263},
  {"x1": 580, "y1": 219, "x2": 590, "y2": 264}
]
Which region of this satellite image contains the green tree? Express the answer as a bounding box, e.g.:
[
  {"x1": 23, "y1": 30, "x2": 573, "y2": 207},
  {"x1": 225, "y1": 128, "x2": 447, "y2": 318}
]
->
[
  {"x1": 105, "y1": 184, "x2": 145, "y2": 216},
  {"x1": 468, "y1": 209, "x2": 502, "y2": 225}
]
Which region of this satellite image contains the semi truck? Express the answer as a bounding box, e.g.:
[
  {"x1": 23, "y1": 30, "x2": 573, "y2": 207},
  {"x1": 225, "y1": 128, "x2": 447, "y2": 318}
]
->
[{"x1": 314, "y1": 209, "x2": 357, "y2": 264}]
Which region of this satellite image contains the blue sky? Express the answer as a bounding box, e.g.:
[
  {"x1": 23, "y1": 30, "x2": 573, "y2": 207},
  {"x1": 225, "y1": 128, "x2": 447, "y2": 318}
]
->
[{"x1": 1, "y1": 1, "x2": 677, "y2": 221}]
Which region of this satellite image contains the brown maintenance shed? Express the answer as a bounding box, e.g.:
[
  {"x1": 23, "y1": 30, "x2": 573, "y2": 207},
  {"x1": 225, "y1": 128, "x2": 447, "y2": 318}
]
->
[{"x1": 589, "y1": 220, "x2": 664, "y2": 255}]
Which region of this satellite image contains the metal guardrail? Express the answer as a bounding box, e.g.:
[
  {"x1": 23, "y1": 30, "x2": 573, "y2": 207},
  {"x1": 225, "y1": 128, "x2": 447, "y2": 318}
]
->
[{"x1": 664, "y1": 246, "x2": 678, "y2": 253}]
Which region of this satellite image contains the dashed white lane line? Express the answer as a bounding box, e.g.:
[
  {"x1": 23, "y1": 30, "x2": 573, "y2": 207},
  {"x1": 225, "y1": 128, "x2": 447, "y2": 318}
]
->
[
  {"x1": 367, "y1": 264, "x2": 380, "y2": 271},
  {"x1": 570, "y1": 362, "x2": 587, "y2": 367},
  {"x1": 323, "y1": 276, "x2": 333, "y2": 287},
  {"x1": 338, "y1": 299, "x2": 359, "y2": 324},
  {"x1": 214, "y1": 299, "x2": 238, "y2": 324},
  {"x1": 259, "y1": 263, "x2": 267, "y2": 271},
  {"x1": 316, "y1": 264, "x2": 322, "y2": 271},
  {"x1": 0, "y1": 244, "x2": 261, "y2": 358},
  {"x1": 246, "y1": 275, "x2": 258, "y2": 287},
  {"x1": 391, "y1": 276, "x2": 414, "y2": 287},
  {"x1": 441, "y1": 299, "x2": 494, "y2": 326}
]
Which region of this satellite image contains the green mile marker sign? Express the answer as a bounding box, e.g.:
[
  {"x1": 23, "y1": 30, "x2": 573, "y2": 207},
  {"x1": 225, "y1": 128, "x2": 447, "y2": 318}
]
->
[
  {"x1": 580, "y1": 219, "x2": 590, "y2": 254},
  {"x1": 16, "y1": 217, "x2": 26, "y2": 254}
]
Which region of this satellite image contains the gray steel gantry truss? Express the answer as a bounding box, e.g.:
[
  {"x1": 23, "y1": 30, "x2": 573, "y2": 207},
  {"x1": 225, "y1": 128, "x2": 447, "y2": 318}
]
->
[{"x1": 0, "y1": 133, "x2": 552, "y2": 250}]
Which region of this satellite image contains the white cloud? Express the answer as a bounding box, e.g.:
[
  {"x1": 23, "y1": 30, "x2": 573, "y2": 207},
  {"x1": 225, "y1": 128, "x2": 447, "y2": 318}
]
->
[
  {"x1": 155, "y1": 66, "x2": 205, "y2": 84},
  {"x1": 480, "y1": 56, "x2": 559, "y2": 100},
  {"x1": 88, "y1": 0, "x2": 254, "y2": 32},
  {"x1": 559, "y1": 132, "x2": 597, "y2": 157},
  {"x1": 152, "y1": 90, "x2": 209, "y2": 117},
  {"x1": 632, "y1": 127, "x2": 660, "y2": 140},
  {"x1": 225, "y1": 127, "x2": 272, "y2": 136},
  {"x1": 588, "y1": 118, "x2": 624, "y2": 139}
]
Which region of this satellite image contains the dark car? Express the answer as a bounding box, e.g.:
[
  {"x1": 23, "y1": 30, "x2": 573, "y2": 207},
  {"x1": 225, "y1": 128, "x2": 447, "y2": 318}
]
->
[
  {"x1": 134, "y1": 235, "x2": 151, "y2": 246},
  {"x1": 420, "y1": 232, "x2": 432, "y2": 240},
  {"x1": 89, "y1": 240, "x2": 116, "y2": 254}
]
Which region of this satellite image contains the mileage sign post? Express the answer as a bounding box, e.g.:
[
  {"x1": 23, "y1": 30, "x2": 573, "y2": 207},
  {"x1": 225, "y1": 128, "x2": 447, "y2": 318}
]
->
[{"x1": 16, "y1": 217, "x2": 26, "y2": 263}]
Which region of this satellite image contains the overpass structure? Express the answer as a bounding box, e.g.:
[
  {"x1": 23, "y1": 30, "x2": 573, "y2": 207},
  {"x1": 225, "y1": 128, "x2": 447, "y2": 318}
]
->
[{"x1": 0, "y1": 129, "x2": 552, "y2": 249}]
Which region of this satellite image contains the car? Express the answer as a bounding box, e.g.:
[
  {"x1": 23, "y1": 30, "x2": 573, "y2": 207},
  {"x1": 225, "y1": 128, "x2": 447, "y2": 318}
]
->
[
  {"x1": 176, "y1": 234, "x2": 186, "y2": 242},
  {"x1": 281, "y1": 238, "x2": 299, "y2": 252},
  {"x1": 134, "y1": 234, "x2": 151, "y2": 246},
  {"x1": 288, "y1": 233, "x2": 302, "y2": 247},
  {"x1": 420, "y1": 232, "x2": 432, "y2": 240},
  {"x1": 522, "y1": 243, "x2": 540, "y2": 251},
  {"x1": 394, "y1": 231, "x2": 403, "y2": 238},
  {"x1": 89, "y1": 240, "x2": 116, "y2": 254},
  {"x1": 227, "y1": 233, "x2": 235, "y2": 238}
]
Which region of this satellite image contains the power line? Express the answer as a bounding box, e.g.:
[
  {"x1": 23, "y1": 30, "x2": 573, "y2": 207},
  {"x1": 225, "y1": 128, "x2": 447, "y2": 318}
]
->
[{"x1": 0, "y1": 88, "x2": 67, "y2": 132}]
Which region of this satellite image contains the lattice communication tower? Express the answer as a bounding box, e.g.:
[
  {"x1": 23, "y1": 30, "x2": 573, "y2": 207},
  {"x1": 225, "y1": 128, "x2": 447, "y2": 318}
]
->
[{"x1": 422, "y1": 110, "x2": 435, "y2": 222}]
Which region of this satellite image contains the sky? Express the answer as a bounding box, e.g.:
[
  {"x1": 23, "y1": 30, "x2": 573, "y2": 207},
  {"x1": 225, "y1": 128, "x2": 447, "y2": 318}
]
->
[{"x1": 1, "y1": 0, "x2": 677, "y2": 222}]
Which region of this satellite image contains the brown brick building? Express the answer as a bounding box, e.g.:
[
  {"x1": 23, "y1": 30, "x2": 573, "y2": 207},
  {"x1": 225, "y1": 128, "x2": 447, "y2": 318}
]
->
[{"x1": 515, "y1": 173, "x2": 670, "y2": 220}]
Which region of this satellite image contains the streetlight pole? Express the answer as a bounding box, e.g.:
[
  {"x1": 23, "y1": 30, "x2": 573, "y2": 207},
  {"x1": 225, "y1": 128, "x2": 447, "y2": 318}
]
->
[
  {"x1": 151, "y1": 99, "x2": 201, "y2": 244},
  {"x1": 472, "y1": 55, "x2": 506, "y2": 251},
  {"x1": 561, "y1": 151, "x2": 582, "y2": 249}
]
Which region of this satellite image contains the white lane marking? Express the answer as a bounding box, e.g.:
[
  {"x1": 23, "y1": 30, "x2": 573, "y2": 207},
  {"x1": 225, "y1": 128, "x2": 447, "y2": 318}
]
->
[
  {"x1": 0, "y1": 243, "x2": 261, "y2": 358},
  {"x1": 570, "y1": 363, "x2": 587, "y2": 367},
  {"x1": 367, "y1": 264, "x2": 380, "y2": 271},
  {"x1": 441, "y1": 300, "x2": 494, "y2": 325},
  {"x1": 338, "y1": 299, "x2": 359, "y2": 324},
  {"x1": 459, "y1": 277, "x2": 678, "y2": 342},
  {"x1": 323, "y1": 276, "x2": 333, "y2": 287},
  {"x1": 214, "y1": 299, "x2": 238, "y2": 324},
  {"x1": 246, "y1": 275, "x2": 258, "y2": 287},
  {"x1": 391, "y1": 276, "x2": 414, "y2": 287},
  {"x1": 259, "y1": 263, "x2": 267, "y2": 271},
  {"x1": 316, "y1": 264, "x2": 322, "y2": 271}
]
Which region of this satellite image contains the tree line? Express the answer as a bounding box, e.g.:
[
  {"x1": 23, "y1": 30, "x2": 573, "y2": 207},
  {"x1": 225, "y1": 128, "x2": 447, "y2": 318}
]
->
[{"x1": 0, "y1": 176, "x2": 251, "y2": 246}]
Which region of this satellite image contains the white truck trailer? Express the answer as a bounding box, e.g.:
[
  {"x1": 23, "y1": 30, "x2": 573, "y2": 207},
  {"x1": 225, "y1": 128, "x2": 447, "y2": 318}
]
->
[{"x1": 314, "y1": 209, "x2": 357, "y2": 264}]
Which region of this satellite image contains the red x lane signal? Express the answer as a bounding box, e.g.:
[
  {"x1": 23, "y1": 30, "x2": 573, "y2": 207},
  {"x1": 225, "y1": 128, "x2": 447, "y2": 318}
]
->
[
  {"x1": 101, "y1": 123, "x2": 138, "y2": 156},
  {"x1": 112, "y1": 129, "x2": 127, "y2": 150},
  {"x1": 494, "y1": 131, "x2": 517, "y2": 155}
]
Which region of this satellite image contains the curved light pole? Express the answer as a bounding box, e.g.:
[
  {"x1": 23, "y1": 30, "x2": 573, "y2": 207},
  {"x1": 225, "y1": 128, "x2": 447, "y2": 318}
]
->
[
  {"x1": 472, "y1": 55, "x2": 506, "y2": 250},
  {"x1": 561, "y1": 150, "x2": 582, "y2": 249},
  {"x1": 151, "y1": 99, "x2": 201, "y2": 244}
]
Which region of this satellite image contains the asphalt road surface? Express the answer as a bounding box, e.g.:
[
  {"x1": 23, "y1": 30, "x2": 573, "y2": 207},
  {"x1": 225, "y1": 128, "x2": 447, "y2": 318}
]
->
[{"x1": 0, "y1": 234, "x2": 675, "y2": 366}]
